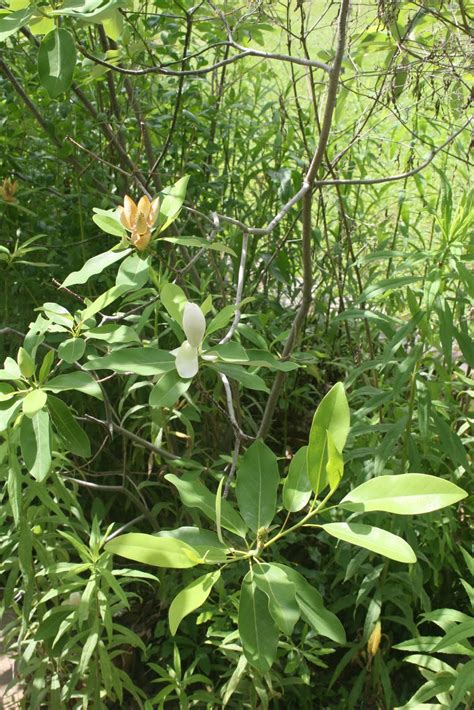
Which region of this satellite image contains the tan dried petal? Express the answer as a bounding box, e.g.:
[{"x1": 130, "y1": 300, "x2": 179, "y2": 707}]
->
[
  {"x1": 123, "y1": 195, "x2": 137, "y2": 229},
  {"x1": 148, "y1": 196, "x2": 160, "y2": 226},
  {"x1": 117, "y1": 206, "x2": 130, "y2": 230},
  {"x1": 131, "y1": 228, "x2": 152, "y2": 251}
]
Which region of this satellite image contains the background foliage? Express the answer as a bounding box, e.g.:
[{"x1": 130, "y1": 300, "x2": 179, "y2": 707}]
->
[{"x1": 0, "y1": 0, "x2": 472, "y2": 707}]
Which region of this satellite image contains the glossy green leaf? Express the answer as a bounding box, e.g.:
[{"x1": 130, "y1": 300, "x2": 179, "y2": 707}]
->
[
  {"x1": 45, "y1": 372, "x2": 103, "y2": 399},
  {"x1": 162, "y1": 235, "x2": 236, "y2": 257},
  {"x1": 238, "y1": 572, "x2": 279, "y2": 673},
  {"x1": 160, "y1": 282, "x2": 187, "y2": 325},
  {"x1": 169, "y1": 570, "x2": 220, "y2": 635},
  {"x1": 48, "y1": 395, "x2": 91, "y2": 457},
  {"x1": 22, "y1": 389, "x2": 47, "y2": 417},
  {"x1": 38, "y1": 28, "x2": 76, "y2": 98},
  {"x1": 165, "y1": 474, "x2": 247, "y2": 539},
  {"x1": 322, "y1": 523, "x2": 416, "y2": 564},
  {"x1": 211, "y1": 363, "x2": 269, "y2": 392},
  {"x1": 236, "y1": 439, "x2": 279, "y2": 532},
  {"x1": 283, "y1": 446, "x2": 312, "y2": 512},
  {"x1": 149, "y1": 370, "x2": 191, "y2": 409},
  {"x1": 253, "y1": 563, "x2": 300, "y2": 635},
  {"x1": 273, "y1": 563, "x2": 346, "y2": 643},
  {"x1": 0, "y1": 398, "x2": 22, "y2": 431},
  {"x1": 105, "y1": 533, "x2": 203, "y2": 568},
  {"x1": 85, "y1": 324, "x2": 139, "y2": 344},
  {"x1": 326, "y1": 431, "x2": 344, "y2": 492},
  {"x1": 307, "y1": 383, "x2": 350, "y2": 495},
  {"x1": 156, "y1": 527, "x2": 228, "y2": 563},
  {"x1": 158, "y1": 175, "x2": 190, "y2": 233},
  {"x1": 20, "y1": 409, "x2": 51, "y2": 481},
  {"x1": 452, "y1": 659, "x2": 474, "y2": 707},
  {"x1": 341, "y1": 474, "x2": 468, "y2": 515},
  {"x1": 62, "y1": 248, "x2": 130, "y2": 287},
  {"x1": 85, "y1": 348, "x2": 175, "y2": 375},
  {"x1": 58, "y1": 338, "x2": 85, "y2": 364}
]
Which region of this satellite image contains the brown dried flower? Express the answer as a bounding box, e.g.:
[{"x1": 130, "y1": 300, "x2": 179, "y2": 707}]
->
[
  {"x1": 118, "y1": 194, "x2": 160, "y2": 251},
  {"x1": 0, "y1": 178, "x2": 18, "y2": 204}
]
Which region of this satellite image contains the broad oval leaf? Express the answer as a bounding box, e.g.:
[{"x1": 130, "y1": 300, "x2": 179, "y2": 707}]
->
[
  {"x1": 322, "y1": 522, "x2": 416, "y2": 564},
  {"x1": 307, "y1": 382, "x2": 350, "y2": 495},
  {"x1": 58, "y1": 338, "x2": 86, "y2": 364},
  {"x1": 158, "y1": 175, "x2": 190, "y2": 233},
  {"x1": 340, "y1": 473, "x2": 468, "y2": 515},
  {"x1": 169, "y1": 570, "x2": 220, "y2": 636},
  {"x1": 38, "y1": 28, "x2": 76, "y2": 98},
  {"x1": 160, "y1": 282, "x2": 187, "y2": 325},
  {"x1": 105, "y1": 533, "x2": 203, "y2": 568},
  {"x1": 236, "y1": 439, "x2": 279, "y2": 532},
  {"x1": 62, "y1": 248, "x2": 130, "y2": 288},
  {"x1": 149, "y1": 370, "x2": 191, "y2": 409},
  {"x1": 238, "y1": 572, "x2": 279, "y2": 674},
  {"x1": 22, "y1": 388, "x2": 47, "y2": 417},
  {"x1": 0, "y1": 8, "x2": 32, "y2": 42},
  {"x1": 45, "y1": 372, "x2": 103, "y2": 400},
  {"x1": 282, "y1": 446, "x2": 312, "y2": 513},
  {"x1": 253, "y1": 563, "x2": 300, "y2": 635},
  {"x1": 165, "y1": 474, "x2": 247, "y2": 539},
  {"x1": 91, "y1": 208, "x2": 126, "y2": 237}
]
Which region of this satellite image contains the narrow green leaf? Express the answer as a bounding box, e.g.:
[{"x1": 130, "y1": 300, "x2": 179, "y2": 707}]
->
[
  {"x1": 0, "y1": 8, "x2": 32, "y2": 42},
  {"x1": 85, "y1": 348, "x2": 175, "y2": 376},
  {"x1": 20, "y1": 409, "x2": 51, "y2": 481},
  {"x1": 307, "y1": 383, "x2": 350, "y2": 495},
  {"x1": 253, "y1": 563, "x2": 300, "y2": 635},
  {"x1": 62, "y1": 248, "x2": 130, "y2": 287},
  {"x1": 158, "y1": 175, "x2": 190, "y2": 233},
  {"x1": 322, "y1": 523, "x2": 416, "y2": 564},
  {"x1": 452, "y1": 659, "x2": 474, "y2": 707},
  {"x1": 273, "y1": 563, "x2": 346, "y2": 643},
  {"x1": 149, "y1": 370, "x2": 191, "y2": 408},
  {"x1": 105, "y1": 533, "x2": 203, "y2": 568},
  {"x1": 45, "y1": 372, "x2": 103, "y2": 400},
  {"x1": 341, "y1": 474, "x2": 468, "y2": 515},
  {"x1": 238, "y1": 572, "x2": 279, "y2": 673},
  {"x1": 236, "y1": 439, "x2": 279, "y2": 532},
  {"x1": 283, "y1": 446, "x2": 312, "y2": 513},
  {"x1": 215, "y1": 476, "x2": 225, "y2": 545},
  {"x1": 156, "y1": 527, "x2": 228, "y2": 563},
  {"x1": 38, "y1": 28, "x2": 76, "y2": 98},
  {"x1": 48, "y1": 395, "x2": 91, "y2": 457},
  {"x1": 165, "y1": 474, "x2": 247, "y2": 539},
  {"x1": 169, "y1": 570, "x2": 220, "y2": 635}
]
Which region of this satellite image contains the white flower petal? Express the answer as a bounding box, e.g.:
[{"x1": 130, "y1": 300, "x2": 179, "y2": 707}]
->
[
  {"x1": 175, "y1": 341, "x2": 199, "y2": 379},
  {"x1": 182, "y1": 302, "x2": 206, "y2": 348}
]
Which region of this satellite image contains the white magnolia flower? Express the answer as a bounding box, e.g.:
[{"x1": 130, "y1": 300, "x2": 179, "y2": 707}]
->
[{"x1": 173, "y1": 302, "x2": 207, "y2": 379}]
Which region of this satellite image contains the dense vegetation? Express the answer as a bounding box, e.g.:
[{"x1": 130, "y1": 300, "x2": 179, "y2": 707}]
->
[{"x1": 0, "y1": 0, "x2": 472, "y2": 707}]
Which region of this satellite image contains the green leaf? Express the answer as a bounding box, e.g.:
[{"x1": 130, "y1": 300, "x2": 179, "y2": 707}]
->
[
  {"x1": 91, "y1": 208, "x2": 127, "y2": 237},
  {"x1": 326, "y1": 431, "x2": 344, "y2": 492},
  {"x1": 17, "y1": 347, "x2": 35, "y2": 378},
  {"x1": 20, "y1": 409, "x2": 51, "y2": 481},
  {"x1": 340, "y1": 474, "x2": 468, "y2": 515},
  {"x1": 45, "y1": 372, "x2": 103, "y2": 399},
  {"x1": 156, "y1": 527, "x2": 228, "y2": 563},
  {"x1": 160, "y1": 282, "x2": 187, "y2": 325},
  {"x1": 162, "y1": 236, "x2": 236, "y2": 257},
  {"x1": 0, "y1": 8, "x2": 32, "y2": 42},
  {"x1": 85, "y1": 324, "x2": 139, "y2": 344},
  {"x1": 432, "y1": 620, "x2": 474, "y2": 652},
  {"x1": 58, "y1": 338, "x2": 86, "y2": 364},
  {"x1": 322, "y1": 523, "x2": 416, "y2": 564},
  {"x1": 22, "y1": 389, "x2": 47, "y2": 417},
  {"x1": 210, "y1": 363, "x2": 269, "y2": 392},
  {"x1": 85, "y1": 348, "x2": 175, "y2": 375},
  {"x1": 452, "y1": 659, "x2": 474, "y2": 707},
  {"x1": 149, "y1": 370, "x2": 191, "y2": 408},
  {"x1": 38, "y1": 28, "x2": 76, "y2": 98},
  {"x1": 283, "y1": 446, "x2": 311, "y2": 513},
  {"x1": 158, "y1": 176, "x2": 190, "y2": 233},
  {"x1": 165, "y1": 474, "x2": 247, "y2": 539},
  {"x1": 236, "y1": 439, "x2": 279, "y2": 532},
  {"x1": 253, "y1": 563, "x2": 300, "y2": 635},
  {"x1": 62, "y1": 248, "x2": 130, "y2": 287},
  {"x1": 48, "y1": 395, "x2": 91, "y2": 457},
  {"x1": 0, "y1": 398, "x2": 22, "y2": 431},
  {"x1": 169, "y1": 570, "x2": 220, "y2": 635},
  {"x1": 105, "y1": 533, "x2": 203, "y2": 568},
  {"x1": 238, "y1": 572, "x2": 279, "y2": 673},
  {"x1": 273, "y1": 563, "x2": 346, "y2": 643},
  {"x1": 307, "y1": 383, "x2": 350, "y2": 495}
]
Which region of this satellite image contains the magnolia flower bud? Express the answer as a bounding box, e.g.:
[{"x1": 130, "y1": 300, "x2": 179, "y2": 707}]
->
[
  {"x1": 182, "y1": 302, "x2": 206, "y2": 348},
  {"x1": 63, "y1": 591, "x2": 82, "y2": 607},
  {"x1": 367, "y1": 620, "x2": 382, "y2": 657},
  {"x1": 175, "y1": 341, "x2": 199, "y2": 379}
]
